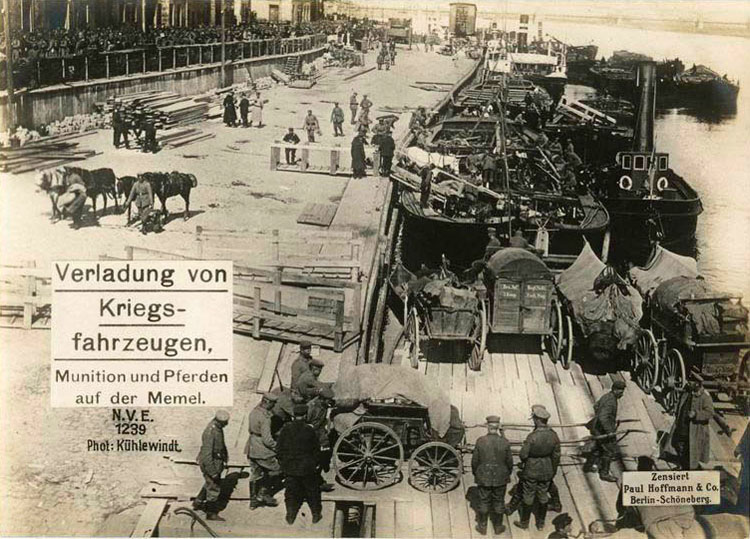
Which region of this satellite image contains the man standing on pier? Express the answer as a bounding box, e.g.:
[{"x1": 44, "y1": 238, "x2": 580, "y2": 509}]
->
[
  {"x1": 282, "y1": 128, "x2": 300, "y2": 165},
  {"x1": 379, "y1": 130, "x2": 396, "y2": 176},
  {"x1": 516, "y1": 405, "x2": 560, "y2": 531},
  {"x1": 349, "y1": 91, "x2": 359, "y2": 124},
  {"x1": 472, "y1": 415, "x2": 513, "y2": 536},
  {"x1": 195, "y1": 410, "x2": 230, "y2": 521},
  {"x1": 247, "y1": 393, "x2": 281, "y2": 509},
  {"x1": 330, "y1": 102, "x2": 345, "y2": 137},
  {"x1": 303, "y1": 110, "x2": 321, "y2": 143},
  {"x1": 669, "y1": 380, "x2": 714, "y2": 470},
  {"x1": 584, "y1": 379, "x2": 625, "y2": 482},
  {"x1": 291, "y1": 340, "x2": 313, "y2": 389}
]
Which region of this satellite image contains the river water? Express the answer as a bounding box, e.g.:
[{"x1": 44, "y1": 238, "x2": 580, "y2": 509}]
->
[{"x1": 546, "y1": 21, "x2": 750, "y2": 300}]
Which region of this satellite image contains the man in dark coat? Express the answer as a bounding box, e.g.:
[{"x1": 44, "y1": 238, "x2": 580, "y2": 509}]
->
[
  {"x1": 271, "y1": 386, "x2": 304, "y2": 437},
  {"x1": 239, "y1": 93, "x2": 250, "y2": 127},
  {"x1": 277, "y1": 404, "x2": 322, "y2": 524},
  {"x1": 516, "y1": 405, "x2": 561, "y2": 531},
  {"x1": 282, "y1": 128, "x2": 300, "y2": 164},
  {"x1": 247, "y1": 393, "x2": 281, "y2": 509},
  {"x1": 379, "y1": 131, "x2": 396, "y2": 176},
  {"x1": 112, "y1": 102, "x2": 128, "y2": 148},
  {"x1": 351, "y1": 133, "x2": 367, "y2": 179},
  {"x1": 419, "y1": 164, "x2": 433, "y2": 208},
  {"x1": 584, "y1": 379, "x2": 625, "y2": 482},
  {"x1": 472, "y1": 415, "x2": 514, "y2": 535},
  {"x1": 290, "y1": 340, "x2": 313, "y2": 389},
  {"x1": 484, "y1": 227, "x2": 503, "y2": 259},
  {"x1": 195, "y1": 410, "x2": 230, "y2": 521},
  {"x1": 307, "y1": 386, "x2": 335, "y2": 491},
  {"x1": 295, "y1": 359, "x2": 330, "y2": 402},
  {"x1": 669, "y1": 380, "x2": 714, "y2": 470},
  {"x1": 223, "y1": 92, "x2": 237, "y2": 127}
]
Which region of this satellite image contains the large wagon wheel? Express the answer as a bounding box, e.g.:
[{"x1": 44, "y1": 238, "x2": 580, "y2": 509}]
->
[
  {"x1": 468, "y1": 300, "x2": 487, "y2": 371},
  {"x1": 545, "y1": 298, "x2": 564, "y2": 362},
  {"x1": 333, "y1": 422, "x2": 404, "y2": 490},
  {"x1": 632, "y1": 329, "x2": 660, "y2": 393},
  {"x1": 560, "y1": 314, "x2": 575, "y2": 370},
  {"x1": 408, "y1": 442, "x2": 462, "y2": 493},
  {"x1": 405, "y1": 306, "x2": 421, "y2": 369},
  {"x1": 661, "y1": 348, "x2": 686, "y2": 413}
]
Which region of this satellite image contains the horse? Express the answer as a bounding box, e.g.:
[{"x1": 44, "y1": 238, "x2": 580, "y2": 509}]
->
[
  {"x1": 64, "y1": 166, "x2": 119, "y2": 216},
  {"x1": 118, "y1": 171, "x2": 197, "y2": 223}
]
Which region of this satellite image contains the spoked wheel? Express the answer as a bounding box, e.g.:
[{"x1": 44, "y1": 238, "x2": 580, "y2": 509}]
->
[
  {"x1": 333, "y1": 422, "x2": 404, "y2": 490},
  {"x1": 408, "y1": 442, "x2": 462, "y2": 493},
  {"x1": 545, "y1": 298, "x2": 564, "y2": 362},
  {"x1": 661, "y1": 348, "x2": 686, "y2": 414},
  {"x1": 405, "y1": 306, "x2": 421, "y2": 369},
  {"x1": 632, "y1": 329, "x2": 660, "y2": 394},
  {"x1": 735, "y1": 352, "x2": 750, "y2": 413},
  {"x1": 560, "y1": 314, "x2": 574, "y2": 370},
  {"x1": 468, "y1": 300, "x2": 487, "y2": 371}
]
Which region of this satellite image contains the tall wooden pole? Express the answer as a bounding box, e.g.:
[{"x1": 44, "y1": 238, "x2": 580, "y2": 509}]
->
[
  {"x1": 220, "y1": 0, "x2": 226, "y2": 87},
  {"x1": 3, "y1": 0, "x2": 15, "y2": 130}
]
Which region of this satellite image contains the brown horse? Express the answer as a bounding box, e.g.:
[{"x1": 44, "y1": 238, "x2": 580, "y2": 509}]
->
[{"x1": 118, "y1": 171, "x2": 197, "y2": 223}]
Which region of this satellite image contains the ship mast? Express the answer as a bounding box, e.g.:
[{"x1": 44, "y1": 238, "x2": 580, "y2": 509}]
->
[{"x1": 634, "y1": 61, "x2": 658, "y2": 196}]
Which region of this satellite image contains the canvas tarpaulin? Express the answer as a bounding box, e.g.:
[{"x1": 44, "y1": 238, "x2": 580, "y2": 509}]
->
[
  {"x1": 629, "y1": 245, "x2": 699, "y2": 298},
  {"x1": 558, "y1": 242, "x2": 643, "y2": 350},
  {"x1": 333, "y1": 364, "x2": 452, "y2": 437}
]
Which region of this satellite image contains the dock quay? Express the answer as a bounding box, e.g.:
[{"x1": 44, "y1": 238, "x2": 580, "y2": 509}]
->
[{"x1": 0, "y1": 20, "x2": 748, "y2": 539}]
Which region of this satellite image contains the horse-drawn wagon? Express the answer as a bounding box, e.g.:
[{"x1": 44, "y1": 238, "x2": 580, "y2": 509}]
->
[
  {"x1": 629, "y1": 246, "x2": 750, "y2": 411},
  {"x1": 551, "y1": 242, "x2": 643, "y2": 369},
  {"x1": 331, "y1": 364, "x2": 465, "y2": 493}
]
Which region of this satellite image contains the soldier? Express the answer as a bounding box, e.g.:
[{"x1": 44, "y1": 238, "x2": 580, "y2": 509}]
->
[
  {"x1": 282, "y1": 127, "x2": 301, "y2": 164},
  {"x1": 349, "y1": 91, "x2": 359, "y2": 125},
  {"x1": 303, "y1": 110, "x2": 321, "y2": 143},
  {"x1": 359, "y1": 94, "x2": 373, "y2": 117},
  {"x1": 296, "y1": 359, "x2": 330, "y2": 401},
  {"x1": 549, "y1": 513, "x2": 574, "y2": 539},
  {"x1": 112, "y1": 101, "x2": 128, "y2": 148},
  {"x1": 331, "y1": 102, "x2": 345, "y2": 137},
  {"x1": 379, "y1": 130, "x2": 395, "y2": 176},
  {"x1": 669, "y1": 380, "x2": 714, "y2": 470},
  {"x1": 307, "y1": 386, "x2": 336, "y2": 492},
  {"x1": 291, "y1": 340, "x2": 313, "y2": 389},
  {"x1": 471, "y1": 415, "x2": 514, "y2": 536},
  {"x1": 484, "y1": 227, "x2": 503, "y2": 259},
  {"x1": 195, "y1": 410, "x2": 230, "y2": 521},
  {"x1": 419, "y1": 164, "x2": 433, "y2": 208},
  {"x1": 515, "y1": 405, "x2": 561, "y2": 531},
  {"x1": 272, "y1": 386, "x2": 305, "y2": 437},
  {"x1": 239, "y1": 93, "x2": 250, "y2": 127},
  {"x1": 277, "y1": 404, "x2": 323, "y2": 525},
  {"x1": 124, "y1": 175, "x2": 154, "y2": 235},
  {"x1": 247, "y1": 393, "x2": 281, "y2": 510},
  {"x1": 140, "y1": 114, "x2": 158, "y2": 154},
  {"x1": 584, "y1": 379, "x2": 625, "y2": 482}
]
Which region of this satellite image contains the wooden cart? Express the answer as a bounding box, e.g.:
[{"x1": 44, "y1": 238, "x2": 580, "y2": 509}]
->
[
  {"x1": 631, "y1": 277, "x2": 750, "y2": 412},
  {"x1": 332, "y1": 398, "x2": 466, "y2": 494}
]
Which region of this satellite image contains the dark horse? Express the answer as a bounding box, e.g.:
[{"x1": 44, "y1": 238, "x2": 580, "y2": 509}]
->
[
  {"x1": 38, "y1": 166, "x2": 119, "y2": 222},
  {"x1": 118, "y1": 171, "x2": 197, "y2": 223}
]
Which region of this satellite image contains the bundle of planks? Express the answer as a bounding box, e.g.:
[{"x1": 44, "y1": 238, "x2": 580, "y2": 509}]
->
[
  {"x1": 158, "y1": 128, "x2": 215, "y2": 149},
  {"x1": 105, "y1": 90, "x2": 209, "y2": 128},
  {"x1": 0, "y1": 131, "x2": 99, "y2": 175}
]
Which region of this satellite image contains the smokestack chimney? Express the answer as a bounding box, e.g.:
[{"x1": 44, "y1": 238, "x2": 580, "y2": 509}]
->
[{"x1": 635, "y1": 61, "x2": 656, "y2": 152}]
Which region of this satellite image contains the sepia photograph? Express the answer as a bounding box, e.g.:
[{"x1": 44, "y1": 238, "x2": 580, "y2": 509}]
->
[{"x1": 0, "y1": 0, "x2": 748, "y2": 536}]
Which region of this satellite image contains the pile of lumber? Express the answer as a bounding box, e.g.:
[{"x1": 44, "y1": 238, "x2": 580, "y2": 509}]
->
[
  {"x1": 0, "y1": 131, "x2": 99, "y2": 174},
  {"x1": 105, "y1": 90, "x2": 209, "y2": 128},
  {"x1": 159, "y1": 128, "x2": 215, "y2": 150}
]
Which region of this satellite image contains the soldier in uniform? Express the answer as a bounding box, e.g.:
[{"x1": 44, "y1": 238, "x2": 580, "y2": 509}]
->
[
  {"x1": 195, "y1": 410, "x2": 230, "y2": 521},
  {"x1": 583, "y1": 379, "x2": 625, "y2": 482},
  {"x1": 277, "y1": 404, "x2": 323, "y2": 525},
  {"x1": 291, "y1": 340, "x2": 313, "y2": 389},
  {"x1": 484, "y1": 227, "x2": 503, "y2": 259},
  {"x1": 307, "y1": 386, "x2": 336, "y2": 492},
  {"x1": 515, "y1": 405, "x2": 561, "y2": 531},
  {"x1": 669, "y1": 380, "x2": 714, "y2": 470},
  {"x1": 471, "y1": 415, "x2": 514, "y2": 536},
  {"x1": 247, "y1": 393, "x2": 281, "y2": 509},
  {"x1": 271, "y1": 386, "x2": 305, "y2": 437},
  {"x1": 379, "y1": 130, "x2": 396, "y2": 176},
  {"x1": 112, "y1": 101, "x2": 128, "y2": 148},
  {"x1": 296, "y1": 359, "x2": 330, "y2": 402},
  {"x1": 239, "y1": 93, "x2": 250, "y2": 127},
  {"x1": 359, "y1": 94, "x2": 373, "y2": 117},
  {"x1": 331, "y1": 102, "x2": 345, "y2": 137},
  {"x1": 349, "y1": 91, "x2": 359, "y2": 125},
  {"x1": 303, "y1": 110, "x2": 321, "y2": 143},
  {"x1": 549, "y1": 513, "x2": 574, "y2": 539},
  {"x1": 124, "y1": 175, "x2": 154, "y2": 235}
]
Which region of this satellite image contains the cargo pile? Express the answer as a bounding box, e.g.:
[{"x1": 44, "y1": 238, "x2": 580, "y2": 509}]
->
[
  {"x1": 105, "y1": 90, "x2": 210, "y2": 128},
  {"x1": 0, "y1": 131, "x2": 99, "y2": 174}
]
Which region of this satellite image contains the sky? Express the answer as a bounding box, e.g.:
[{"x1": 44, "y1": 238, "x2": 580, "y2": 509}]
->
[{"x1": 339, "y1": 1, "x2": 750, "y2": 23}]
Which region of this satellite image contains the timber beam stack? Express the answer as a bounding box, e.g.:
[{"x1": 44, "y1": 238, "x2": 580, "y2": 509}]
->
[
  {"x1": 0, "y1": 131, "x2": 99, "y2": 175},
  {"x1": 105, "y1": 90, "x2": 209, "y2": 129}
]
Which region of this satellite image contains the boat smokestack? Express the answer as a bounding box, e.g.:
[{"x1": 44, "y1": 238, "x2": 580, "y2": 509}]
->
[{"x1": 635, "y1": 61, "x2": 656, "y2": 152}]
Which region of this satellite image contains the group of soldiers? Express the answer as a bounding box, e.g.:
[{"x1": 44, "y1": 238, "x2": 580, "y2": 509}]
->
[
  {"x1": 111, "y1": 99, "x2": 160, "y2": 153},
  {"x1": 195, "y1": 341, "x2": 335, "y2": 524},
  {"x1": 471, "y1": 379, "x2": 627, "y2": 536},
  {"x1": 376, "y1": 41, "x2": 397, "y2": 70}
]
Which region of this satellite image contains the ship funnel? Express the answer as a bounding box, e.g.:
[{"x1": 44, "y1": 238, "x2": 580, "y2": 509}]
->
[{"x1": 635, "y1": 61, "x2": 656, "y2": 152}]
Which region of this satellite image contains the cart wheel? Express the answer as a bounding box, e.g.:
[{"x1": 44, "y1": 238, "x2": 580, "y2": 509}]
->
[
  {"x1": 632, "y1": 329, "x2": 660, "y2": 394},
  {"x1": 408, "y1": 442, "x2": 462, "y2": 493},
  {"x1": 560, "y1": 314, "x2": 574, "y2": 370},
  {"x1": 333, "y1": 422, "x2": 404, "y2": 491},
  {"x1": 662, "y1": 348, "x2": 686, "y2": 414},
  {"x1": 545, "y1": 298, "x2": 564, "y2": 362},
  {"x1": 468, "y1": 300, "x2": 487, "y2": 371},
  {"x1": 406, "y1": 306, "x2": 421, "y2": 369},
  {"x1": 736, "y1": 352, "x2": 750, "y2": 413}
]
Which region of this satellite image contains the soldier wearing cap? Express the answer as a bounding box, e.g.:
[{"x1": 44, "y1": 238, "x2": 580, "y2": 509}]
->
[
  {"x1": 515, "y1": 405, "x2": 560, "y2": 531},
  {"x1": 471, "y1": 415, "x2": 513, "y2": 536},
  {"x1": 291, "y1": 341, "x2": 313, "y2": 389},
  {"x1": 669, "y1": 380, "x2": 713, "y2": 470},
  {"x1": 272, "y1": 386, "x2": 305, "y2": 437},
  {"x1": 296, "y1": 359, "x2": 331, "y2": 402},
  {"x1": 277, "y1": 404, "x2": 322, "y2": 525},
  {"x1": 307, "y1": 386, "x2": 336, "y2": 492},
  {"x1": 247, "y1": 393, "x2": 282, "y2": 509},
  {"x1": 112, "y1": 101, "x2": 128, "y2": 148},
  {"x1": 584, "y1": 379, "x2": 625, "y2": 482},
  {"x1": 485, "y1": 227, "x2": 503, "y2": 259},
  {"x1": 549, "y1": 512, "x2": 574, "y2": 539},
  {"x1": 195, "y1": 410, "x2": 230, "y2": 521}
]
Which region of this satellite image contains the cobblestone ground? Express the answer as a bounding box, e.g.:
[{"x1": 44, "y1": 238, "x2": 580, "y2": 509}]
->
[{"x1": 0, "y1": 47, "x2": 475, "y2": 535}]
